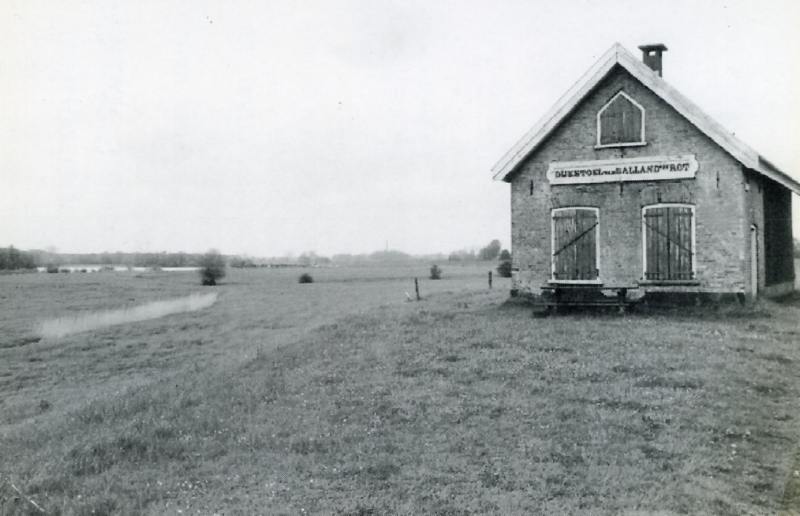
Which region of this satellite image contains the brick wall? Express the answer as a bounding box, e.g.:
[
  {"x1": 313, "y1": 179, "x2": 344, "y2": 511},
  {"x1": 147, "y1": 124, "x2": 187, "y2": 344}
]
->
[{"x1": 510, "y1": 66, "x2": 749, "y2": 295}]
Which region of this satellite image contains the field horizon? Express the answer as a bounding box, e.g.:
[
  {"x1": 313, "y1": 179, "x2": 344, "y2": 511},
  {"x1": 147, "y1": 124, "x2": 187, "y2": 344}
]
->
[{"x1": 1, "y1": 265, "x2": 799, "y2": 515}]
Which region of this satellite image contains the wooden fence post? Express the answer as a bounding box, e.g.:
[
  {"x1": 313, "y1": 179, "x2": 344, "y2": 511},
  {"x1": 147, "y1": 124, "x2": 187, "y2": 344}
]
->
[
  {"x1": 488, "y1": 271, "x2": 493, "y2": 289},
  {"x1": 415, "y1": 278, "x2": 420, "y2": 301}
]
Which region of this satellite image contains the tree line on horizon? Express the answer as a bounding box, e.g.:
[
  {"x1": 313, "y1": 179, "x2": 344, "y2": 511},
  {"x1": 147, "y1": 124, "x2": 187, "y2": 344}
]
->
[
  {"x1": 0, "y1": 246, "x2": 37, "y2": 270},
  {"x1": 5, "y1": 238, "x2": 798, "y2": 273},
  {"x1": 0, "y1": 248, "x2": 212, "y2": 271},
  {"x1": 0, "y1": 239, "x2": 521, "y2": 271}
]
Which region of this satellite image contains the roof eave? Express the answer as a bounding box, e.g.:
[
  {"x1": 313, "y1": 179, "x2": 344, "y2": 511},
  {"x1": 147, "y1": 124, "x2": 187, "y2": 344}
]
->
[{"x1": 755, "y1": 157, "x2": 800, "y2": 195}]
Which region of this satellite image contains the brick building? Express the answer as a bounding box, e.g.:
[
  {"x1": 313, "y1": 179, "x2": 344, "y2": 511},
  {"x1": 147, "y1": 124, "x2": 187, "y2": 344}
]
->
[{"x1": 492, "y1": 43, "x2": 798, "y2": 300}]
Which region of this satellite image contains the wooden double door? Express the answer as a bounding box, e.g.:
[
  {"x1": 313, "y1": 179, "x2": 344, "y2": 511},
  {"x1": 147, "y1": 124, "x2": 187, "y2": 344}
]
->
[{"x1": 552, "y1": 208, "x2": 599, "y2": 281}]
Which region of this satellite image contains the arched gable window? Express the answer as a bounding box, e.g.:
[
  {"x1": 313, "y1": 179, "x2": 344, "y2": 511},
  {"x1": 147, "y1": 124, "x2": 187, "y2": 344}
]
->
[{"x1": 597, "y1": 91, "x2": 645, "y2": 147}]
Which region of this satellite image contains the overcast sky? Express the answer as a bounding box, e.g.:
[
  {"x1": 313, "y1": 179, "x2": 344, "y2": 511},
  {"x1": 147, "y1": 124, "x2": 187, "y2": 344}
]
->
[{"x1": 2, "y1": 0, "x2": 799, "y2": 257}]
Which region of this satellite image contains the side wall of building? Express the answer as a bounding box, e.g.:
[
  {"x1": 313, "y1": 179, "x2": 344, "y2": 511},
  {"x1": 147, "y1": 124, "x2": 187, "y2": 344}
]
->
[
  {"x1": 510, "y1": 66, "x2": 748, "y2": 295},
  {"x1": 743, "y1": 170, "x2": 796, "y2": 298}
]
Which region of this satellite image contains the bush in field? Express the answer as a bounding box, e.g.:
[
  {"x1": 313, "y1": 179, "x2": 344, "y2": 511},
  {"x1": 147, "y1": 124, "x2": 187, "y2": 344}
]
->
[
  {"x1": 199, "y1": 249, "x2": 226, "y2": 286},
  {"x1": 497, "y1": 260, "x2": 513, "y2": 278},
  {"x1": 299, "y1": 273, "x2": 313, "y2": 284},
  {"x1": 430, "y1": 264, "x2": 442, "y2": 280},
  {"x1": 46, "y1": 264, "x2": 59, "y2": 273}
]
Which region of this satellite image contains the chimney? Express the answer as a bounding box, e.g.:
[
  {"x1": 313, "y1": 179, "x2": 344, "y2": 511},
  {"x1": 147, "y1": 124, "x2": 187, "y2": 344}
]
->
[{"x1": 638, "y1": 43, "x2": 668, "y2": 76}]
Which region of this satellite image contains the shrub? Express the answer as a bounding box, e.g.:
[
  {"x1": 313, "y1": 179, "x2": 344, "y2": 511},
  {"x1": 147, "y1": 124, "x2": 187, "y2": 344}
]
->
[
  {"x1": 430, "y1": 264, "x2": 442, "y2": 280},
  {"x1": 46, "y1": 264, "x2": 59, "y2": 273},
  {"x1": 497, "y1": 260, "x2": 513, "y2": 278},
  {"x1": 198, "y1": 250, "x2": 226, "y2": 286},
  {"x1": 299, "y1": 273, "x2": 314, "y2": 284}
]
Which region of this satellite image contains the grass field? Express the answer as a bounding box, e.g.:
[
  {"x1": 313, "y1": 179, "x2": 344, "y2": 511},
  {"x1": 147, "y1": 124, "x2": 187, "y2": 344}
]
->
[{"x1": 1, "y1": 264, "x2": 799, "y2": 515}]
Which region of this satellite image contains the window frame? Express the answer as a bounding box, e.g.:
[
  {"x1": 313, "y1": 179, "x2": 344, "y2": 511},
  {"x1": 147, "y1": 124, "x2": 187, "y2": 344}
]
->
[
  {"x1": 549, "y1": 206, "x2": 602, "y2": 285},
  {"x1": 641, "y1": 203, "x2": 697, "y2": 283},
  {"x1": 595, "y1": 91, "x2": 647, "y2": 149}
]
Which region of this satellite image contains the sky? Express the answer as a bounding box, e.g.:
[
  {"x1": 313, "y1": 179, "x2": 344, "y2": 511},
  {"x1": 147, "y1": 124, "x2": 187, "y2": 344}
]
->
[{"x1": 2, "y1": 0, "x2": 800, "y2": 257}]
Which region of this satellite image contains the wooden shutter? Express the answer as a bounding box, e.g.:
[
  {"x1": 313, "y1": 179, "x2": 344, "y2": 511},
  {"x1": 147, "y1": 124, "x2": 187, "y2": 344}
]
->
[
  {"x1": 644, "y1": 206, "x2": 693, "y2": 280},
  {"x1": 552, "y1": 209, "x2": 598, "y2": 280},
  {"x1": 600, "y1": 94, "x2": 642, "y2": 145}
]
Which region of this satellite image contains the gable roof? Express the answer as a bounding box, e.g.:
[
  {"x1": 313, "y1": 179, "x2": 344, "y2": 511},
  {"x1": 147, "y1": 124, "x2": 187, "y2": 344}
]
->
[{"x1": 491, "y1": 43, "x2": 800, "y2": 195}]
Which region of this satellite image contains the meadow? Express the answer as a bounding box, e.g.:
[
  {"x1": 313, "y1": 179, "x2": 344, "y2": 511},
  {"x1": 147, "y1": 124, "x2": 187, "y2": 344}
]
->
[{"x1": 0, "y1": 264, "x2": 799, "y2": 515}]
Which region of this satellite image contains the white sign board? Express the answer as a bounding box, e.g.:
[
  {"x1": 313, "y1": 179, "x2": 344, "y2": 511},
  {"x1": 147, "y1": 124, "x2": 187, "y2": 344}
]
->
[{"x1": 547, "y1": 155, "x2": 697, "y2": 185}]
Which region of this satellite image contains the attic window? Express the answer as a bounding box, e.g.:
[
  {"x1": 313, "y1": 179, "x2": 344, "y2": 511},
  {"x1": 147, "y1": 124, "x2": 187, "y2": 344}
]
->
[{"x1": 596, "y1": 91, "x2": 646, "y2": 147}]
